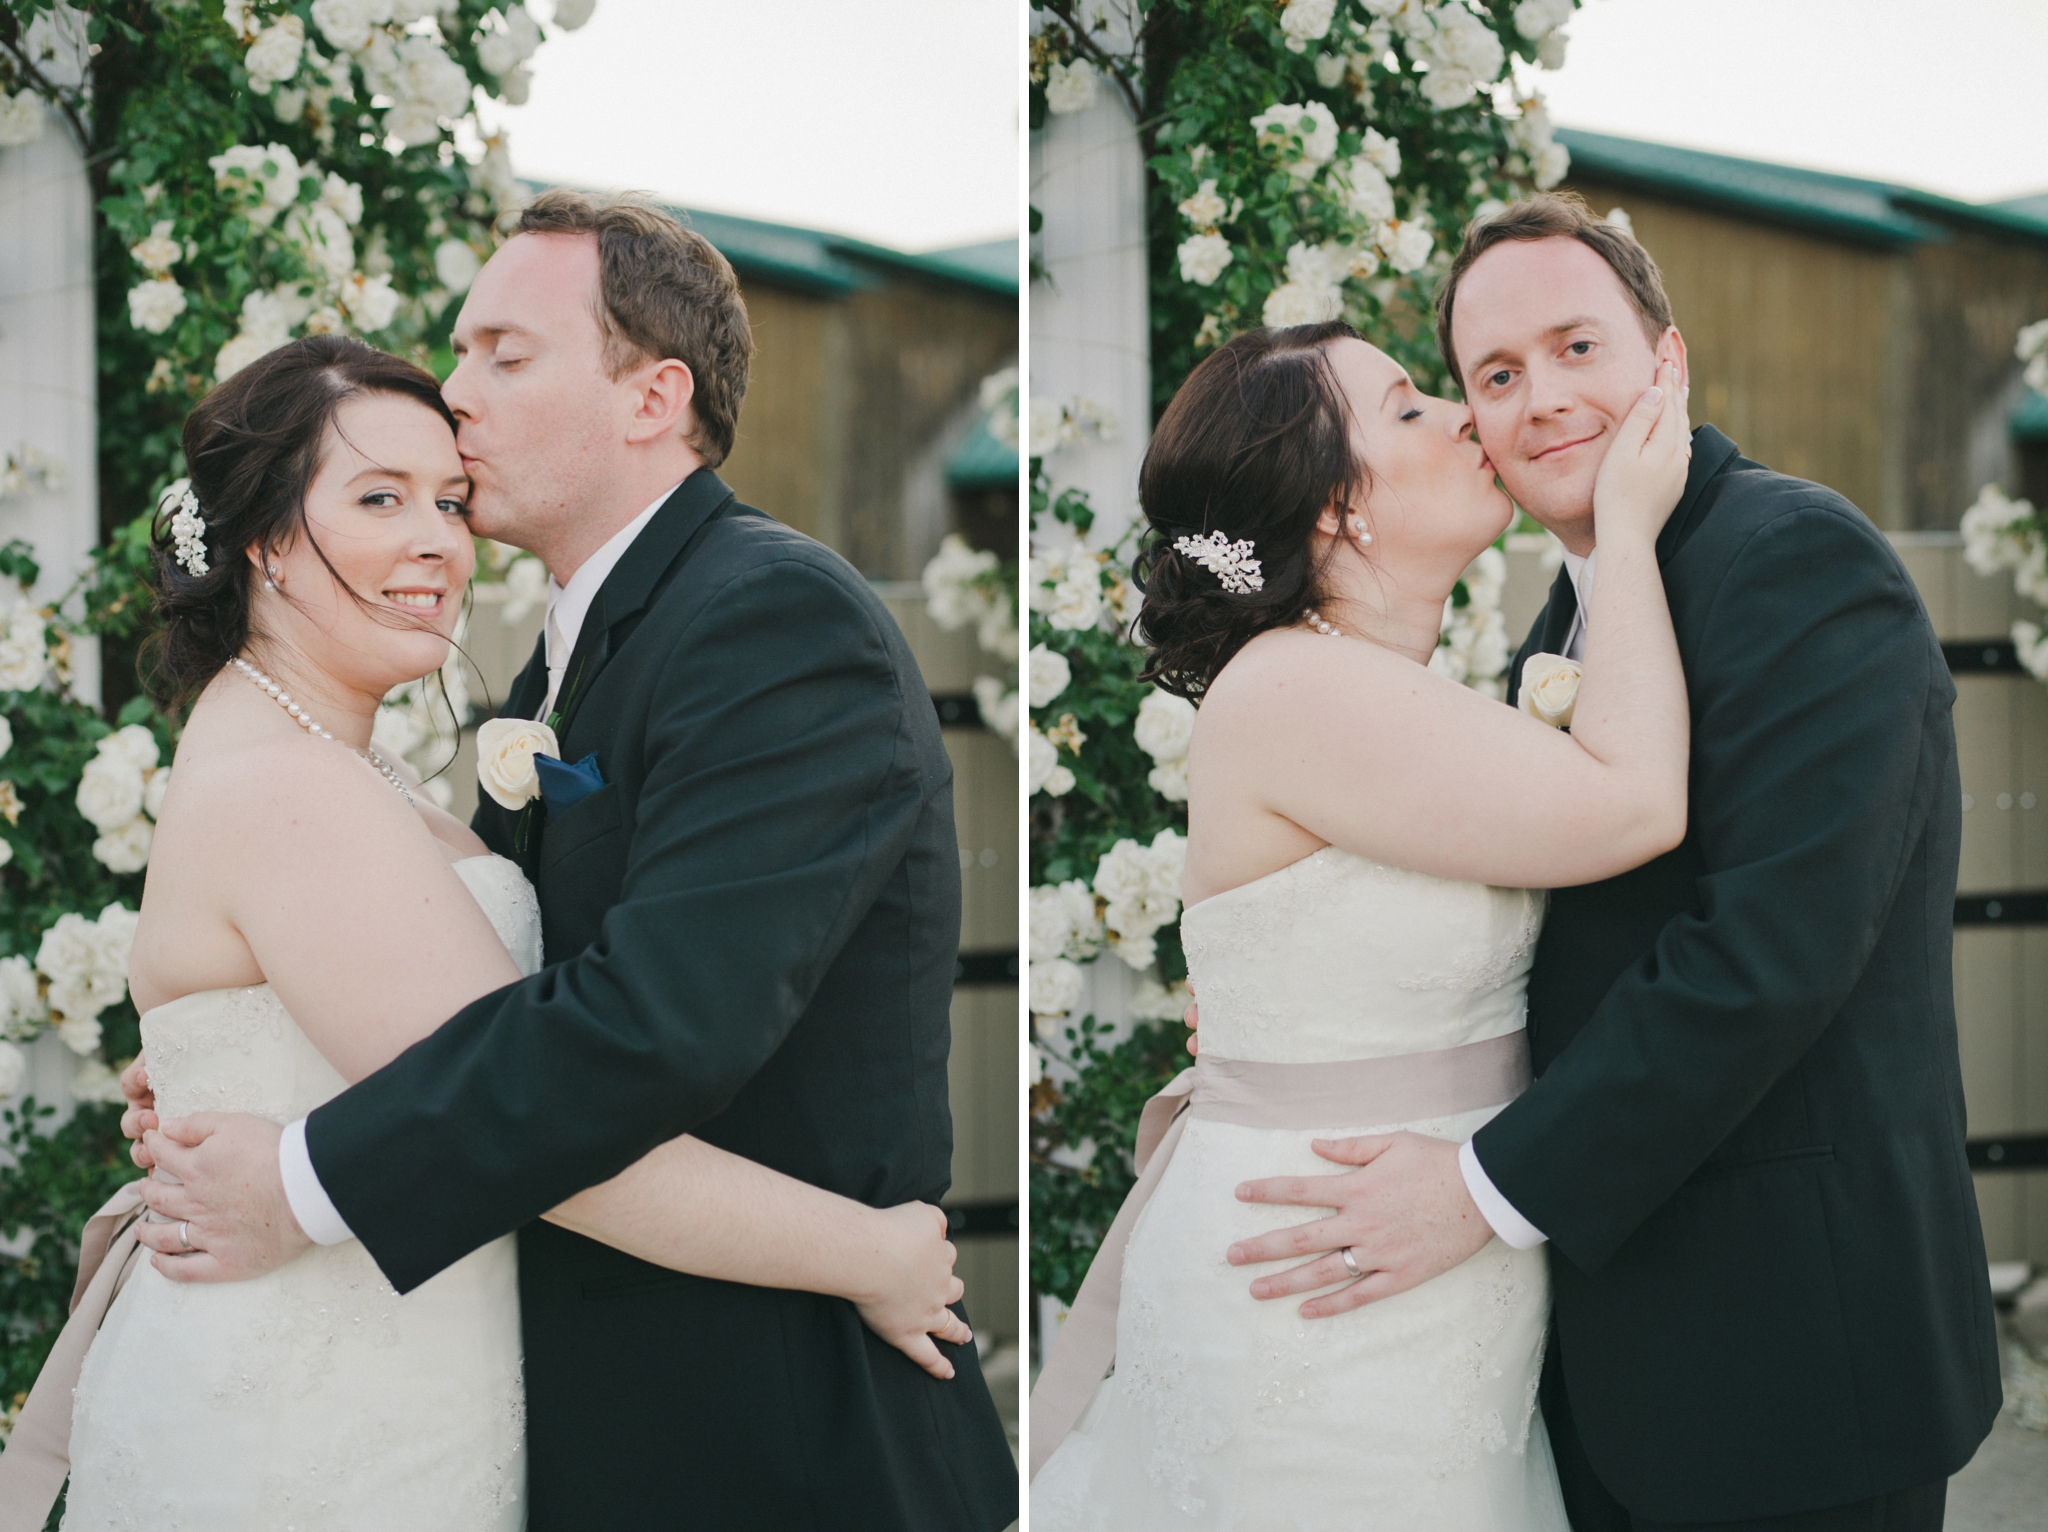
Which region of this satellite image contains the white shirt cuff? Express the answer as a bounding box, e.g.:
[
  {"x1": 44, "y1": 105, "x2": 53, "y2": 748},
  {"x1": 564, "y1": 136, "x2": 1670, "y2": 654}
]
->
[
  {"x1": 1459, "y1": 1137, "x2": 1547, "y2": 1250},
  {"x1": 279, "y1": 1116, "x2": 356, "y2": 1246}
]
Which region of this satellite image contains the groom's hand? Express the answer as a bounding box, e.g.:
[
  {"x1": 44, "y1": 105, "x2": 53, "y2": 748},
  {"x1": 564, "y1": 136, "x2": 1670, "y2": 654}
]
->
[
  {"x1": 133, "y1": 1114, "x2": 312, "y2": 1282},
  {"x1": 118, "y1": 1057, "x2": 158, "y2": 1169},
  {"x1": 1227, "y1": 1132, "x2": 1494, "y2": 1318}
]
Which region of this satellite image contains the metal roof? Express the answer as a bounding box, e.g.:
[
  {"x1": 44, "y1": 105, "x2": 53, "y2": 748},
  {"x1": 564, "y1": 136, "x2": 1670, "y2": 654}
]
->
[
  {"x1": 523, "y1": 182, "x2": 1019, "y2": 300},
  {"x1": 944, "y1": 413, "x2": 1019, "y2": 491},
  {"x1": 1558, "y1": 129, "x2": 2048, "y2": 252}
]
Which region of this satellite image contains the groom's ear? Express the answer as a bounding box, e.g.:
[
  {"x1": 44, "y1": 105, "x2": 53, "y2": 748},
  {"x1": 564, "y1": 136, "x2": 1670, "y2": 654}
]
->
[
  {"x1": 623, "y1": 356, "x2": 696, "y2": 448},
  {"x1": 1654, "y1": 326, "x2": 1689, "y2": 389}
]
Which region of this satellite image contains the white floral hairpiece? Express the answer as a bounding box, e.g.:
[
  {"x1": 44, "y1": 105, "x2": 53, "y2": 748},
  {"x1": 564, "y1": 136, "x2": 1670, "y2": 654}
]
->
[
  {"x1": 161, "y1": 479, "x2": 209, "y2": 577},
  {"x1": 1173, "y1": 530, "x2": 1264, "y2": 594}
]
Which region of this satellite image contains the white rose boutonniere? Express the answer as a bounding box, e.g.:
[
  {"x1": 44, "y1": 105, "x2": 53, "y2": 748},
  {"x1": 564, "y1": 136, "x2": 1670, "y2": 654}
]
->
[
  {"x1": 476, "y1": 717, "x2": 560, "y2": 810},
  {"x1": 1519, "y1": 652, "x2": 1583, "y2": 729}
]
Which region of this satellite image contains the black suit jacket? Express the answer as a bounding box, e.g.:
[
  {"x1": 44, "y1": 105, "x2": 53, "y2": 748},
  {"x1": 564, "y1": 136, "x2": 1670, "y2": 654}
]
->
[
  {"x1": 1482, "y1": 426, "x2": 2000, "y2": 1521},
  {"x1": 305, "y1": 471, "x2": 1016, "y2": 1530}
]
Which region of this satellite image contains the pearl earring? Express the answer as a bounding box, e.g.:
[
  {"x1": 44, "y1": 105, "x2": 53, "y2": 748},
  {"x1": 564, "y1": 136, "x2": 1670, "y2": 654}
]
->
[
  {"x1": 1348, "y1": 517, "x2": 1374, "y2": 546},
  {"x1": 264, "y1": 566, "x2": 280, "y2": 592}
]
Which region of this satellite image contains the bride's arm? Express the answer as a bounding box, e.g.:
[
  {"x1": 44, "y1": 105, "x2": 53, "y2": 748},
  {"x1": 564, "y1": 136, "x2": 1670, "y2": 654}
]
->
[
  {"x1": 197, "y1": 750, "x2": 966, "y2": 1374},
  {"x1": 1208, "y1": 371, "x2": 1692, "y2": 891},
  {"x1": 545, "y1": 1139, "x2": 972, "y2": 1379}
]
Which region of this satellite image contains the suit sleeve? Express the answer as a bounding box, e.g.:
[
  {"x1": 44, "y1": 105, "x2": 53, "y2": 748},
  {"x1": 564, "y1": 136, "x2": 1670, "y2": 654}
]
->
[
  {"x1": 306, "y1": 555, "x2": 934, "y2": 1293},
  {"x1": 1471, "y1": 504, "x2": 1948, "y2": 1273}
]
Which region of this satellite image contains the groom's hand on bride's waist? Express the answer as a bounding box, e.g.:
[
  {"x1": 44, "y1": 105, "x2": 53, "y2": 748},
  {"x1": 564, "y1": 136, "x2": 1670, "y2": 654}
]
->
[
  {"x1": 1227, "y1": 1132, "x2": 1494, "y2": 1318},
  {"x1": 119, "y1": 1056, "x2": 158, "y2": 1169},
  {"x1": 133, "y1": 1114, "x2": 313, "y2": 1283}
]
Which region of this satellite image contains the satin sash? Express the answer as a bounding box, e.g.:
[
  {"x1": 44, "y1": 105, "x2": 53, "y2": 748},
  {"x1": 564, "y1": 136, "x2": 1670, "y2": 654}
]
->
[
  {"x1": 1026, "y1": 1030, "x2": 1531, "y2": 1480},
  {"x1": 0, "y1": 1180, "x2": 149, "y2": 1530}
]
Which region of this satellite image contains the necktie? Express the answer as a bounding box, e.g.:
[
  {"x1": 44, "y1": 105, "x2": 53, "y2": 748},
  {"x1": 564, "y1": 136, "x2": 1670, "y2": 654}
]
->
[{"x1": 541, "y1": 604, "x2": 567, "y2": 721}]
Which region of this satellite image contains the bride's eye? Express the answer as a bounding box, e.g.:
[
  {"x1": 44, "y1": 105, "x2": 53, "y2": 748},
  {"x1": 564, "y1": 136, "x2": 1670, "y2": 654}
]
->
[
  {"x1": 1399, "y1": 408, "x2": 1424, "y2": 422},
  {"x1": 437, "y1": 498, "x2": 470, "y2": 516},
  {"x1": 360, "y1": 490, "x2": 402, "y2": 509}
]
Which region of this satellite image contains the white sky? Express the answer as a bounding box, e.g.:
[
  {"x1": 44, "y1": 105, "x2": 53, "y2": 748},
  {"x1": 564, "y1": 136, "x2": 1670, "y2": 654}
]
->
[
  {"x1": 1541, "y1": 0, "x2": 2048, "y2": 204},
  {"x1": 492, "y1": 0, "x2": 1020, "y2": 253}
]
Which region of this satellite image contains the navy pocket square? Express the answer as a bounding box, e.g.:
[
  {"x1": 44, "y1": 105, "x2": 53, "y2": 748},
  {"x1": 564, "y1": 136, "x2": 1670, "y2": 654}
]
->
[{"x1": 534, "y1": 751, "x2": 605, "y2": 815}]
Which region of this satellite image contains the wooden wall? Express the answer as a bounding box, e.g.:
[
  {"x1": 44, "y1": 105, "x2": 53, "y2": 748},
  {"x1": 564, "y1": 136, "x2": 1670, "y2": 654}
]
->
[
  {"x1": 716, "y1": 285, "x2": 840, "y2": 546},
  {"x1": 1566, "y1": 176, "x2": 1902, "y2": 527}
]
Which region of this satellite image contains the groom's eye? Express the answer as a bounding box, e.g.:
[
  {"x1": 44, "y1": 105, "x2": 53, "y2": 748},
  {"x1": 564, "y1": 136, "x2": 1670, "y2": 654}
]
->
[
  {"x1": 1486, "y1": 369, "x2": 1511, "y2": 389},
  {"x1": 1566, "y1": 341, "x2": 1593, "y2": 356}
]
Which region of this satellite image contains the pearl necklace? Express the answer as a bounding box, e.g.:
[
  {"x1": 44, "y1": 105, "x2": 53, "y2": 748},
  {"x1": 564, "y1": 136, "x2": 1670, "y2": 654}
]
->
[
  {"x1": 232, "y1": 657, "x2": 414, "y2": 805},
  {"x1": 1302, "y1": 608, "x2": 1342, "y2": 637}
]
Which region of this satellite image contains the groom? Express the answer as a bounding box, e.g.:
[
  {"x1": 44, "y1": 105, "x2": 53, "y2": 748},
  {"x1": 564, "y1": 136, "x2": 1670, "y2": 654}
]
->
[
  {"x1": 121, "y1": 191, "x2": 1016, "y2": 1530},
  {"x1": 1229, "y1": 194, "x2": 2000, "y2": 1528}
]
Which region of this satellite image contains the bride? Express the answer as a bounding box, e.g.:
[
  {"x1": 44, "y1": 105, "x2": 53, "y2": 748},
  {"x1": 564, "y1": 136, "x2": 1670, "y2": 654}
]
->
[
  {"x1": 1029, "y1": 321, "x2": 1691, "y2": 1527},
  {"x1": 27, "y1": 336, "x2": 968, "y2": 1529}
]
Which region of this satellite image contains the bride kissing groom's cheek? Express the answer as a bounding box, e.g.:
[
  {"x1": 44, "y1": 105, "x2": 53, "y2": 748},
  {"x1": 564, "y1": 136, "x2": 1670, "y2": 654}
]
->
[{"x1": 1032, "y1": 195, "x2": 1992, "y2": 1532}]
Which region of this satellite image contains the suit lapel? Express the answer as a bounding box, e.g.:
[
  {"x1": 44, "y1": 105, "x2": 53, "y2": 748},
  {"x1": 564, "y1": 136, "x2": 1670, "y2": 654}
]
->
[
  {"x1": 548, "y1": 467, "x2": 737, "y2": 744},
  {"x1": 1508, "y1": 567, "x2": 1579, "y2": 708}
]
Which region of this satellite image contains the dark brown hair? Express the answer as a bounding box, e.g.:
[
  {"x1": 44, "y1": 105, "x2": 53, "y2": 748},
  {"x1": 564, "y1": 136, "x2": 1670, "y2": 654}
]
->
[
  {"x1": 147, "y1": 335, "x2": 458, "y2": 704},
  {"x1": 1434, "y1": 191, "x2": 1674, "y2": 391},
  {"x1": 1134, "y1": 322, "x2": 1369, "y2": 700},
  {"x1": 517, "y1": 188, "x2": 753, "y2": 467}
]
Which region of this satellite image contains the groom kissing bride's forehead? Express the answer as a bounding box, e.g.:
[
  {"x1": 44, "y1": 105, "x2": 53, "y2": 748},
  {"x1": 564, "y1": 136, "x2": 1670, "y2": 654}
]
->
[{"x1": 30, "y1": 187, "x2": 1017, "y2": 1532}]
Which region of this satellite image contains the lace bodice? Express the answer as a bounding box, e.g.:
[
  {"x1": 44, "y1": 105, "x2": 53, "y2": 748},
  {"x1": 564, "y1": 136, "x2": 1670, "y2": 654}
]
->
[
  {"x1": 64, "y1": 853, "x2": 541, "y2": 1532},
  {"x1": 1180, "y1": 846, "x2": 1543, "y2": 1064}
]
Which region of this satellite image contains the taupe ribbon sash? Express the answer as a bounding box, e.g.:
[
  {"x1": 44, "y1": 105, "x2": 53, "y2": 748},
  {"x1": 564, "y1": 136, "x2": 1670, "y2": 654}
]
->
[
  {"x1": 1026, "y1": 1030, "x2": 1531, "y2": 1480},
  {"x1": 0, "y1": 1180, "x2": 148, "y2": 1529}
]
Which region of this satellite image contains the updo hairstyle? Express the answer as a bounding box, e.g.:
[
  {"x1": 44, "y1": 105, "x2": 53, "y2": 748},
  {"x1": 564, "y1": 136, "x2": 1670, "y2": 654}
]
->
[
  {"x1": 1134, "y1": 322, "x2": 1371, "y2": 700},
  {"x1": 146, "y1": 335, "x2": 459, "y2": 705}
]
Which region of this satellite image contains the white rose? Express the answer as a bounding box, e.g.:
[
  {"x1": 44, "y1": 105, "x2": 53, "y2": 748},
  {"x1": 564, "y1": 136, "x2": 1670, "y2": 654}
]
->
[
  {"x1": 0, "y1": 715, "x2": 11, "y2": 760},
  {"x1": 215, "y1": 331, "x2": 273, "y2": 381},
  {"x1": 1537, "y1": 29, "x2": 1568, "y2": 69},
  {"x1": 1147, "y1": 756, "x2": 1189, "y2": 803},
  {"x1": 475, "y1": 717, "x2": 560, "y2": 809},
  {"x1": 1280, "y1": 0, "x2": 1336, "y2": 52},
  {"x1": 92, "y1": 816, "x2": 154, "y2": 874},
  {"x1": 1343, "y1": 157, "x2": 1395, "y2": 223},
  {"x1": 1380, "y1": 219, "x2": 1434, "y2": 274},
  {"x1": 318, "y1": 171, "x2": 365, "y2": 227},
  {"x1": 1046, "y1": 561, "x2": 1103, "y2": 633},
  {"x1": 1030, "y1": 879, "x2": 1102, "y2": 963},
  {"x1": 339, "y1": 271, "x2": 400, "y2": 332},
  {"x1": 245, "y1": 16, "x2": 306, "y2": 93},
  {"x1": 1028, "y1": 644, "x2": 1071, "y2": 709},
  {"x1": 1131, "y1": 974, "x2": 1192, "y2": 1022},
  {"x1": 77, "y1": 754, "x2": 147, "y2": 831},
  {"x1": 499, "y1": 64, "x2": 533, "y2": 105},
  {"x1": 1177, "y1": 179, "x2": 1228, "y2": 228},
  {"x1": 1176, "y1": 232, "x2": 1233, "y2": 287},
  {"x1": 1514, "y1": 0, "x2": 1572, "y2": 40},
  {"x1": 1133, "y1": 688, "x2": 1196, "y2": 762},
  {"x1": 1519, "y1": 652, "x2": 1583, "y2": 728},
  {"x1": 554, "y1": 0, "x2": 597, "y2": 28},
  {"x1": 57, "y1": 1015, "x2": 102, "y2": 1056},
  {"x1": 1313, "y1": 52, "x2": 1347, "y2": 88},
  {"x1": 1251, "y1": 100, "x2": 1338, "y2": 175},
  {"x1": 1044, "y1": 765, "x2": 1076, "y2": 797},
  {"x1": 130, "y1": 220, "x2": 185, "y2": 275},
  {"x1": 101, "y1": 724, "x2": 162, "y2": 773},
  {"x1": 143, "y1": 765, "x2": 170, "y2": 819},
  {"x1": 128, "y1": 279, "x2": 188, "y2": 335},
  {"x1": 1044, "y1": 60, "x2": 1098, "y2": 117},
  {"x1": 1262, "y1": 280, "x2": 1343, "y2": 327},
  {"x1": 384, "y1": 98, "x2": 445, "y2": 147},
  {"x1": 0, "y1": 89, "x2": 44, "y2": 149},
  {"x1": 1029, "y1": 957, "x2": 1085, "y2": 1018},
  {"x1": 435, "y1": 238, "x2": 483, "y2": 293},
  {"x1": 1027, "y1": 727, "x2": 1057, "y2": 795},
  {"x1": 1418, "y1": 64, "x2": 1480, "y2": 111},
  {"x1": 95, "y1": 904, "x2": 141, "y2": 970},
  {"x1": 0, "y1": 954, "x2": 43, "y2": 1039},
  {"x1": 477, "y1": 29, "x2": 520, "y2": 76},
  {"x1": 310, "y1": 0, "x2": 378, "y2": 53},
  {"x1": 1360, "y1": 126, "x2": 1400, "y2": 179},
  {"x1": 0, "y1": 607, "x2": 47, "y2": 693},
  {"x1": 1533, "y1": 140, "x2": 1570, "y2": 190},
  {"x1": 971, "y1": 678, "x2": 1018, "y2": 744},
  {"x1": 283, "y1": 203, "x2": 356, "y2": 283}
]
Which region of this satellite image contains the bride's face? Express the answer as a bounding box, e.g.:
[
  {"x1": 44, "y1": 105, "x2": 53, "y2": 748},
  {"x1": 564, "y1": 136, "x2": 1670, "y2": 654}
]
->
[
  {"x1": 253, "y1": 392, "x2": 474, "y2": 701},
  {"x1": 1326, "y1": 339, "x2": 1512, "y2": 573}
]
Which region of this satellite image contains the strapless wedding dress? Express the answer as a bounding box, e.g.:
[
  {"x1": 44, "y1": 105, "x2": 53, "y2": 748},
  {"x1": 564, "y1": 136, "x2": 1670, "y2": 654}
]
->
[
  {"x1": 1033, "y1": 847, "x2": 1568, "y2": 1530},
  {"x1": 62, "y1": 854, "x2": 543, "y2": 1531}
]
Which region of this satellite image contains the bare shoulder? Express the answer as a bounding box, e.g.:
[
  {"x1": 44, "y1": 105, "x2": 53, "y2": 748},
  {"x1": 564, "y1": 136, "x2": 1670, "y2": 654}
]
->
[
  {"x1": 1201, "y1": 627, "x2": 1425, "y2": 729},
  {"x1": 165, "y1": 728, "x2": 443, "y2": 863}
]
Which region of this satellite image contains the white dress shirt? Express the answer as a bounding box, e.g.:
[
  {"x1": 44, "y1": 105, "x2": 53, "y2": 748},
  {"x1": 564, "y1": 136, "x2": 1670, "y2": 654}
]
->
[
  {"x1": 1454, "y1": 546, "x2": 1599, "y2": 1252},
  {"x1": 278, "y1": 484, "x2": 682, "y2": 1246}
]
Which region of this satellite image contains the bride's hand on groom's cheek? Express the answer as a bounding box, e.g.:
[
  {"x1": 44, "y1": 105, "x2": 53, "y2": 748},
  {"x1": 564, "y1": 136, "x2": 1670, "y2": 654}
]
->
[
  {"x1": 1226, "y1": 1132, "x2": 1494, "y2": 1319},
  {"x1": 132, "y1": 1113, "x2": 312, "y2": 1283}
]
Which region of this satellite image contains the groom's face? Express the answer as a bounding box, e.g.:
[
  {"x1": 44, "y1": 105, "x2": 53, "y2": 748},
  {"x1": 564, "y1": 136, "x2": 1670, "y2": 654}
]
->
[
  {"x1": 443, "y1": 232, "x2": 621, "y2": 548},
  {"x1": 1450, "y1": 236, "x2": 1684, "y2": 551}
]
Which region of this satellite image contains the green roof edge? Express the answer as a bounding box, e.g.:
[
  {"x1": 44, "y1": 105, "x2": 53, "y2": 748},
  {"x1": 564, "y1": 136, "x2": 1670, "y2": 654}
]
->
[
  {"x1": 2015, "y1": 391, "x2": 2048, "y2": 446},
  {"x1": 945, "y1": 415, "x2": 1020, "y2": 490}
]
